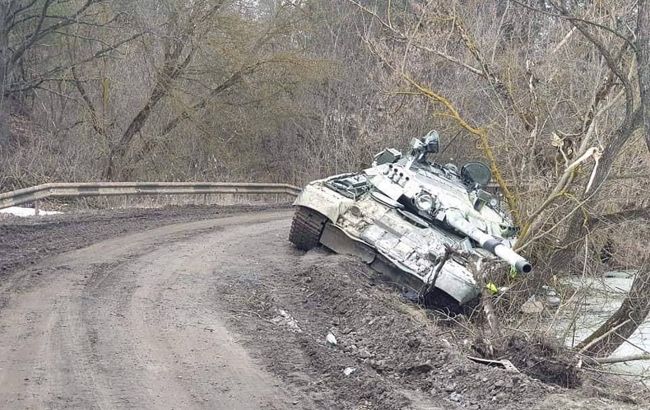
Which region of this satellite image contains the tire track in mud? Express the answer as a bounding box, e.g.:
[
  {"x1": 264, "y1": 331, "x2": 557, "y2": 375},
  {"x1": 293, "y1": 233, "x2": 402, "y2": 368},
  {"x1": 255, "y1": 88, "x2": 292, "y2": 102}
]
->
[{"x1": 0, "y1": 211, "x2": 304, "y2": 409}]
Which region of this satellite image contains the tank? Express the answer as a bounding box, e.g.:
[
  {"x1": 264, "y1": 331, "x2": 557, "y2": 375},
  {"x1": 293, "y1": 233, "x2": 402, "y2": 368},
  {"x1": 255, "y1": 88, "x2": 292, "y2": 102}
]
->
[{"x1": 289, "y1": 130, "x2": 531, "y2": 308}]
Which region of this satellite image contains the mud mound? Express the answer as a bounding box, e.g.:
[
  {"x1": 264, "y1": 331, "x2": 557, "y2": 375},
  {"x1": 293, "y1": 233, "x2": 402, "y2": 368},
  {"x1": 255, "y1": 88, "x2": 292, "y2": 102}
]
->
[
  {"x1": 502, "y1": 336, "x2": 581, "y2": 388},
  {"x1": 217, "y1": 249, "x2": 564, "y2": 409}
]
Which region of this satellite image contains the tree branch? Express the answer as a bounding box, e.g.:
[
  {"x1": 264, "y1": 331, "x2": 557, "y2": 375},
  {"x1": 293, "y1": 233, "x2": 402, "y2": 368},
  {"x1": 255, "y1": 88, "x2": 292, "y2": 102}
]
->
[
  {"x1": 593, "y1": 353, "x2": 650, "y2": 364},
  {"x1": 71, "y1": 66, "x2": 106, "y2": 137},
  {"x1": 510, "y1": 0, "x2": 637, "y2": 50},
  {"x1": 637, "y1": 0, "x2": 650, "y2": 152},
  {"x1": 345, "y1": 0, "x2": 484, "y2": 78},
  {"x1": 10, "y1": 0, "x2": 100, "y2": 65},
  {"x1": 4, "y1": 0, "x2": 39, "y2": 27},
  {"x1": 159, "y1": 63, "x2": 264, "y2": 137},
  {"x1": 4, "y1": 31, "x2": 146, "y2": 96},
  {"x1": 587, "y1": 206, "x2": 650, "y2": 229}
]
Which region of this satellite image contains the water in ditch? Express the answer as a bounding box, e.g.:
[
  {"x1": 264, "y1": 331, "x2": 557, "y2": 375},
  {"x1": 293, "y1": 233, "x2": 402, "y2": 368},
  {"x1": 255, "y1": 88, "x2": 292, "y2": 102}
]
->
[{"x1": 558, "y1": 271, "x2": 650, "y2": 377}]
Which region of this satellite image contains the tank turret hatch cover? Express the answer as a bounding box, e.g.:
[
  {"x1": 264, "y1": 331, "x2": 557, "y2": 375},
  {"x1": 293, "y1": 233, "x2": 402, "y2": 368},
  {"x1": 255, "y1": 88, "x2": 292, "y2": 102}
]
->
[{"x1": 461, "y1": 162, "x2": 491, "y2": 187}]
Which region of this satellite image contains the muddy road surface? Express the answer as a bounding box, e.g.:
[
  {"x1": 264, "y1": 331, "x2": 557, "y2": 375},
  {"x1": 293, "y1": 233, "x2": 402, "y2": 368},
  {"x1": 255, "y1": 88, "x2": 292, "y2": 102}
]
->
[
  {"x1": 0, "y1": 210, "x2": 304, "y2": 409},
  {"x1": 0, "y1": 208, "x2": 643, "y2": 409}
]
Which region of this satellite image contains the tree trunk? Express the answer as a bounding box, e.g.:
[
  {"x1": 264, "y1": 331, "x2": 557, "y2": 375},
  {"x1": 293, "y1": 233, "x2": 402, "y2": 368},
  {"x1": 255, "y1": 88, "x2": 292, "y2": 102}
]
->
[
  {"x1": 638, "y1": 0, "x2": 650, "y2": 152},
  {"x1": 549, "y1": 2, "x2": 650, "y2": 273},
  {"x1": 0, "y1": 108, "x2": 9, "y2": 151},
  {"x1": 104, "y1": 64, "x2": 177, "y2": 181},
  {"x1": 104, "y1": 91, "x2": 163, "y2": 181},
  {"x1": 0, "y1": 3, "x2": 11, "y2": 149},
  {"x1": 547, "y1": 108, "x2": 643, "y2": 273},
  {"x1": 577, "y1": 260, "x2": 650, "y2": 357},
  {"x1": 573, "y1": 2, "x2": 650, "y2": 357},
  {"x1": 103, "y1": 20, "x2": 192, "y2": 181}
]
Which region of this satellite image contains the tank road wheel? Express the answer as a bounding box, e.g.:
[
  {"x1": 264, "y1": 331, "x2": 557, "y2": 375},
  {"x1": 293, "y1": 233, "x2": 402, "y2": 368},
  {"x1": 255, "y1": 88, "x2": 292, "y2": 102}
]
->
[{"x1": 289, "y1": 206, "x2": 327, "y2": 250}]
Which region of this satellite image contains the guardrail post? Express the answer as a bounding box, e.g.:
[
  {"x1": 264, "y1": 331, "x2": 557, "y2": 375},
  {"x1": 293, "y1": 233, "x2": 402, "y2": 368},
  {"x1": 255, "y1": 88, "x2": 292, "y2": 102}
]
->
[{"x1": 34, "y1": 200, "x2": 40, "y2": 216}]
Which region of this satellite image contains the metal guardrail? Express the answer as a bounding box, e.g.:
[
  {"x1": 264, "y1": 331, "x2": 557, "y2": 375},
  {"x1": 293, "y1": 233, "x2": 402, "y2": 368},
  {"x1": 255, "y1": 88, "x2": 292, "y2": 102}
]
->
[{"x1": 0, "y1": 182, "x2": 302, "y2": 211}]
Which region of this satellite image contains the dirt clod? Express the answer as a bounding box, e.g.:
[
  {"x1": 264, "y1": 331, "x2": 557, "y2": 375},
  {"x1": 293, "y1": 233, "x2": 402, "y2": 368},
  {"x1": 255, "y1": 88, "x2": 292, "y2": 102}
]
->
[{"x1": 502, "y1": 335, "x2": 582, "y2": 388}]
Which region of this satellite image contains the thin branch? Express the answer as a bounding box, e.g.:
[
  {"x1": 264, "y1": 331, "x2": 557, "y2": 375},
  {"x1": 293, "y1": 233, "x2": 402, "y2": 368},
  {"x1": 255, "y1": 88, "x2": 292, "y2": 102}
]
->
[
  {"x1": 5, "y1": 31, "x2": 146, "y2": 95},
  {"x1": 578, "y1": 319, "x2": 630, "y2": 354},
  {"x1": 71, "y1": 66, "x2": 105, "y2": 137},
  {"x1": 588, "y1": 206, "x2": 650, "y2": 229},
  {"x1": 11, "y1": 0, "x2": 100, "y2": 65},
  {"x1": 410, "y1": 43, "x2": 483, "y2": 77},
  {"x1": 160, "y1": 61, "x2": 269, "y2": 137},
  {"x1": 4, "y1": 0, "x2": 39, "y2": 27},
  {"x1": 346, "y1": 0, "x2": 484, "y2": 78},
  {"x1": 510, "y1": 0, "x2": 637, "y2": 50},
  {"x1": 13, "y1": 0, "x2": 55, "y2": 64}
]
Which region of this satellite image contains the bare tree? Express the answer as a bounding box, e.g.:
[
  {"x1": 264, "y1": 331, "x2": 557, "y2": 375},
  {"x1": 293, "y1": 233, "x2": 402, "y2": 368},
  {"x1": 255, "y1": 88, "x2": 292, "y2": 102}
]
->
[
  {"x1": 573, "y1": 0, "x2": 650, "y2": 359},
  {"x1": 70, "y1": 0, "x2": 320, "y2": 180},
  {"x1": 639, "y1": 0, "x2": 650, "y2": 152},
  {"x1": 0, "y1": 0, "x2": 138, "y2": 150},
  {"x1": 577, "y1": 260, "x2": 650, "y2": 357},
  {"x1": 341, "y1": 0, "x2": 650, "y2": 362}
]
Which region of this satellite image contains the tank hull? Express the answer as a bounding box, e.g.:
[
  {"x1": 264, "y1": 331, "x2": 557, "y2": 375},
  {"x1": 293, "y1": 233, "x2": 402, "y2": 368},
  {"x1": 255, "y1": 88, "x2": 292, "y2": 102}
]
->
[{"x1": 294, "y1": 181, "x2": 480, "y2": 305}]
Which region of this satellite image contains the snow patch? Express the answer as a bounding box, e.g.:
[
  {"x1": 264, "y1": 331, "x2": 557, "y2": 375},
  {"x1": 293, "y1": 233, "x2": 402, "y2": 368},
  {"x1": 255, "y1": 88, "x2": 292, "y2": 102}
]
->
[{"x1": 0, "y1": 206, "x2": 62, "y2": 217}]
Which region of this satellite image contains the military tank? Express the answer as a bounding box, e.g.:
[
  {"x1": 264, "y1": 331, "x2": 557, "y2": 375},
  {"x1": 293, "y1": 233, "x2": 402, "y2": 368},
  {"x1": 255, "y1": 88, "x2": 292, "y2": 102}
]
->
[{"x1": 289, "y1": 131, "x2": 531, "y2": 308}]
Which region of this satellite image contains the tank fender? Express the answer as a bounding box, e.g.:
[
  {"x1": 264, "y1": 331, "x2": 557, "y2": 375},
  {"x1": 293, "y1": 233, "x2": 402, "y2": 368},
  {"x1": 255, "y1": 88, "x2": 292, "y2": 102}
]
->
[{"x1": 293, "y1": 183, "x2": 353, "y2": 222}]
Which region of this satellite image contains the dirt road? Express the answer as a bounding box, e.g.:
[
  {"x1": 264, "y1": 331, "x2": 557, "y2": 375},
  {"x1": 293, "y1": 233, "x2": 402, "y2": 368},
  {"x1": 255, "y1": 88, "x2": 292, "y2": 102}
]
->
[
  {"x1": 0, "y1": 208, "x2": 643, "y2": 409},
  {"x1": 0, "y1": 210, "x2": 305, "y2": 409}
]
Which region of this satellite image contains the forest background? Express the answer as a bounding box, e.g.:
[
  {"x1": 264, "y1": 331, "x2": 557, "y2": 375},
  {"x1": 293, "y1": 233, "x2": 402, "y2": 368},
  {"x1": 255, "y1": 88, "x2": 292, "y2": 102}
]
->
[{"x1": 1, "y1": 0, "x2": 649, "y2": 288}]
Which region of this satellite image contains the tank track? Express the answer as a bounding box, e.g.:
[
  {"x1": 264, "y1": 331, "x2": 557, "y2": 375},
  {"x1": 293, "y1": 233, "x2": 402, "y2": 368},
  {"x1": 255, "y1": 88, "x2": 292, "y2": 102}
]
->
[{"x1": 289, "y1": 206, "x2": 327, "y2": 250}]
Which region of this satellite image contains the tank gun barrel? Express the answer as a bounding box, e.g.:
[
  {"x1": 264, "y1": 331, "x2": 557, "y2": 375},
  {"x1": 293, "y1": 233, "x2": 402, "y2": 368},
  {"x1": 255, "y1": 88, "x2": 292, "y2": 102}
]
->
[{"x1": 445, "y1": 210, "x2": 532, "y2": 274}]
